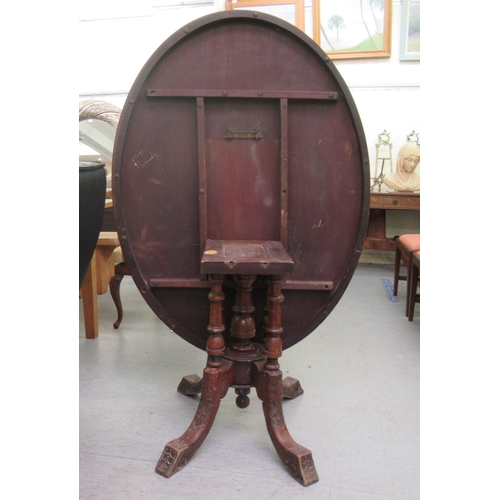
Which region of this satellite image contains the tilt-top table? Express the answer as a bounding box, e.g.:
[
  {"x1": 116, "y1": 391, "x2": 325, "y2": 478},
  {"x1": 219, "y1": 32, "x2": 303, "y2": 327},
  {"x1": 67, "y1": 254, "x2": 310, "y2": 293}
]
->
[{"x1": 112, "y1": 11, "x2": 370, "y2": 486}]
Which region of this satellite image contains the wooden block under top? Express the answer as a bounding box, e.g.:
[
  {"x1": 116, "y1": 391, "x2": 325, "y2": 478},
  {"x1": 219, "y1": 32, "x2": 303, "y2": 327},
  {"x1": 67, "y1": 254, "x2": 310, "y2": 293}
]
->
[{"x1": 200, "y1": 240, "x2": 294, "y2": 275}]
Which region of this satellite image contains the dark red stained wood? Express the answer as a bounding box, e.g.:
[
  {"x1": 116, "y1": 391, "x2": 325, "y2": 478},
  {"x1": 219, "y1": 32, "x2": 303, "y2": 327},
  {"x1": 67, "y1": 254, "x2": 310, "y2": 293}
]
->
[
  {"x1": 200, "y1": 240, "x2": 294, "y2": 275},
  {"x1": 280, "y1": 98, "x2": 289, "y2": 248},
  {"x1": 147, "y1": 89, "x2": 338, "y2": 100},
  {"x1": 204, "y1": 98, "x2": 281, "y2": 242},
  {"x1": 113, "y1": 11, "x2": 370, "y2": 351}
]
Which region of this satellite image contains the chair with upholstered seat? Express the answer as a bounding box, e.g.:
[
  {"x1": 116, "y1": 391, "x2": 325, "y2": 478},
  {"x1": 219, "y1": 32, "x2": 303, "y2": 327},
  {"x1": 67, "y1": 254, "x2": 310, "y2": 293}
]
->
[{"x1": 393, "y1": 234, "x2": 420, "y2": 314}]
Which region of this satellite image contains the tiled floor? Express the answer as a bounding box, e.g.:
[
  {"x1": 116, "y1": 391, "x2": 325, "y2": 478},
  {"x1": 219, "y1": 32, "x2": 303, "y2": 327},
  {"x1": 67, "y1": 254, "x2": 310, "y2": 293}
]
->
[{"x1": 80, "y1": 263, "x2": 419, "y2": 499}]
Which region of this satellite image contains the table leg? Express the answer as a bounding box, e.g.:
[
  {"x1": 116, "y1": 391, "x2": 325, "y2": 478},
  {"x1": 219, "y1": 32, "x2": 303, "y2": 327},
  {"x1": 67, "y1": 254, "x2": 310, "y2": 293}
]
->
[
  {"x1": 156, "y1": 274, "x2": 233, "y2": 478},
  {"x1": 81, "y1": 253, "x2": 98, "y2": 339},
  {"x1": 256, "y1": 275, "x2": 318, "y2": 486},
  {"x1": 155, "y1": 359, "x2": 234, "y2": 478},
  {"x1": 253, "y1": 360, "x2": 318, "y2": 486}
]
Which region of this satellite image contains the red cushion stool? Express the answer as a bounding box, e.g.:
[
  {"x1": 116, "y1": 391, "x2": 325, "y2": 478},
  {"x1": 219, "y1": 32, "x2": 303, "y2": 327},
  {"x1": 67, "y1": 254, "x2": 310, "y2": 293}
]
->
[{"x1": 393, "y1": 234, "x2": 420, "y2": 303}]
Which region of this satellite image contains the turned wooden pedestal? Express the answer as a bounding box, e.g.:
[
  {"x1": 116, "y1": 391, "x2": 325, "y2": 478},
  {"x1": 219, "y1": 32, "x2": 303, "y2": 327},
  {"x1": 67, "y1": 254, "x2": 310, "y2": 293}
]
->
[{"x1": 156, "y1": 267, "x2": 318, "y2": 486}]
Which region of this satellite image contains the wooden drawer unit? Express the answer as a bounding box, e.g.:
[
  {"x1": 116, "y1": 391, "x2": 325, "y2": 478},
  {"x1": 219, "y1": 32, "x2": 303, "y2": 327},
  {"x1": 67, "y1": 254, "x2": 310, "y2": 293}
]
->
[
  {"x1": 364, "y1": 193, "x2": 420, "y2": 251},
  {"x1": 370, "y1": 193, "x2": 420, "y2": 210}
]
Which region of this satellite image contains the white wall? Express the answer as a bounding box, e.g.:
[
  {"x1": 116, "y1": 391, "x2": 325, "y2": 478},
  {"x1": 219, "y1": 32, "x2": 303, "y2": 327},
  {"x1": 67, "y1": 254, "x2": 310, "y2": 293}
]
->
[{"x1": 79, "y1": 0, "x2": 420, "y2": 237}]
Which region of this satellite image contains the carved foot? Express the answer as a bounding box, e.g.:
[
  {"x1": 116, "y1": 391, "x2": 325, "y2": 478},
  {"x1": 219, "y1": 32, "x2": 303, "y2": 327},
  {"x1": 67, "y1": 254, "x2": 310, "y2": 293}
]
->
[
  {"x1": 156, "y1": 360, "x2": 234, "y2": 479},
  {"x1": 282, "y1": 376, "x2": 304, "y2": 399},
  {"x1": 254, "y1": 362, "x2": 319, "y2": 486},
  {"x1": 177, "y1": 374, "x2": 203, "y2": 396}
]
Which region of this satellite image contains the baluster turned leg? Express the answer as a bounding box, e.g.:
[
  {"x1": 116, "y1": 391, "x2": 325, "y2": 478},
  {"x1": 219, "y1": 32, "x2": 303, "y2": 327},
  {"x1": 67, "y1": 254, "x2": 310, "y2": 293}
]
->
[
  {"x1": 156, "y1": 274, "x2": 234, "y2": 478},
  {"x1": 254, "y1": 275, "x2": 319, "y2": 486},
  {"x1": 262, "y1": 278, "x2": 303, "y2": 400},
  {"x1": 230, "y1": 274, "x2": 257, "y2": 353},
  {"x1": 229, "y1": 274, "x2": 257, "y2": 409},
  {"x1": 263, "y1": 275, "x2": 283, "y2": 372}
]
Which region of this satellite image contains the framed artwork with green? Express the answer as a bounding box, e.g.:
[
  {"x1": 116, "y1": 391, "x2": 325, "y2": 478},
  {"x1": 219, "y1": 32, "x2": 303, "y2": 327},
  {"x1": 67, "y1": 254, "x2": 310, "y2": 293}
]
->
[
  {"x1": 227, "y1": 0, "x2": 392, "y2": 60},
  {"x1": 314, "y1": 0, "x2": 392, "y2": 59},
  {"x1": 400, "y1": 0, "x2": 420, "y2": 61}
]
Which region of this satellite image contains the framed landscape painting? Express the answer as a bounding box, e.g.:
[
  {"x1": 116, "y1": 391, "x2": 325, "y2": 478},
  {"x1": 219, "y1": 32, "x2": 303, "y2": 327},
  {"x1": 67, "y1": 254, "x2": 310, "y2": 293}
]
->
[
  {"x1": 227, "y1": 0, "x2": 392, "y2": 60},
  {"x1": 399, "y1": 0, "x2": 420, "y2": 60},
  {"x1": 314, "y1": 0, "x2": 392, "y2": 59}
]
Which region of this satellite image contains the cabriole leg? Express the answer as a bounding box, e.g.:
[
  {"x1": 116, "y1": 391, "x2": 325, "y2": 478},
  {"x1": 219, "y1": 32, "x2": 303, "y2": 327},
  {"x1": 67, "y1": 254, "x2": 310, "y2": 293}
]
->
[
  {"x1": 156, "y1": 274, "x2": 232, "y2": 478},
  {"x1": 156, "y1": 359, "x2": 233, "y2": 478},
  {"x1": 254, "y1": 361, "x2": 319, "y2": 486},
  {"x1": 255, "y1": 275, "x2": 318, "y2": 486}
]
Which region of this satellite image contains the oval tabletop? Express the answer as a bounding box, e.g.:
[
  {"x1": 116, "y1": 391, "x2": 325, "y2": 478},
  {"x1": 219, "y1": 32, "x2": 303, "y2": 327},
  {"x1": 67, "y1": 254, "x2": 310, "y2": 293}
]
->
[{"x1": 113, "y1": 11, "x2": 370, "y2": 351}]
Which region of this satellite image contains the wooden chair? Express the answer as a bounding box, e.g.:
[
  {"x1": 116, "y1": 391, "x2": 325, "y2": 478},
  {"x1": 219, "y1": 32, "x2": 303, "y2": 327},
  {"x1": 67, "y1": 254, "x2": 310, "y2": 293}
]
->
[
  {"x1": 408, "y1": 251, "x2": 420, "y2": 321},
  {"x1": 81, "y1": 232, "x2": 121, "y2": 338},
  {"x1": 393, "y1": 234, "x2": 420, "y2": 313},
  {"x1": 80, "y1": 99, "x2": 123, "y2": 338},
  {"x1": 109, "y1": 261, "x2": 131, "y2": 329}
]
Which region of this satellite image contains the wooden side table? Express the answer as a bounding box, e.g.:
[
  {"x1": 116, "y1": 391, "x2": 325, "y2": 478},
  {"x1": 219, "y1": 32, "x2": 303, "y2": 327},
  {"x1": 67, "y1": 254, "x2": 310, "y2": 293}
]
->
[{"x1": 363, "y1": 192, "x2": 420, "y2": 251}]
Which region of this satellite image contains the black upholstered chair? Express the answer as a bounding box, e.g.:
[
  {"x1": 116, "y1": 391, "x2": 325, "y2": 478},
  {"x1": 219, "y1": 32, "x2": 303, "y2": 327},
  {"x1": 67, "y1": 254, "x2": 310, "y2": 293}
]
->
[{"x1": 79, "y1": 161, "x2": 107, "y2": 289}]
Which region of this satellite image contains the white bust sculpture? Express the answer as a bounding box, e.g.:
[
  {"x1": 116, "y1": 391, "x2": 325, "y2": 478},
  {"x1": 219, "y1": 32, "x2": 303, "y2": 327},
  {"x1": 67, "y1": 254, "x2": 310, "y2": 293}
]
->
[{"x1": 383, "y1": 142, "x2": 420, "y2": 192}]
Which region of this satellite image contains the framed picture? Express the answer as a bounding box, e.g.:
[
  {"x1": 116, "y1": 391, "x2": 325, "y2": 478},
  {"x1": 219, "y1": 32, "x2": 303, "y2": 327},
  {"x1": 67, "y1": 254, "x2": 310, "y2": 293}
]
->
[
  {"x1": 399, "y1": 0, "x2": 420, "y2": 61},
  {"x1": 225, "y1": 0, "x2": 306, "y2": 32},
  {"x1": 313, "y1": 0, "x2": 392, "y2": 60},
  {"x1": 225, "y1": 1, "x2": 392, "y2": 60}
]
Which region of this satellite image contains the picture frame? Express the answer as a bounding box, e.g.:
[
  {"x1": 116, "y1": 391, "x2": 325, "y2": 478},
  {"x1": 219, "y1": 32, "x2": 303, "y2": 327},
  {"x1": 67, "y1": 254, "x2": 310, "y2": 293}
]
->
[
  {"x1": 399, "y1": 0, "x2": 420, "y2": 61},
  {"x1": 225, "y1": 1, "x2": 392, "y2": 60},
  {"x1": 225, "y1": 0, "x2": 306, "y2": 32},
  {"x1": 313, "y1": 0, "x2": 392, "y2": 60}
]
